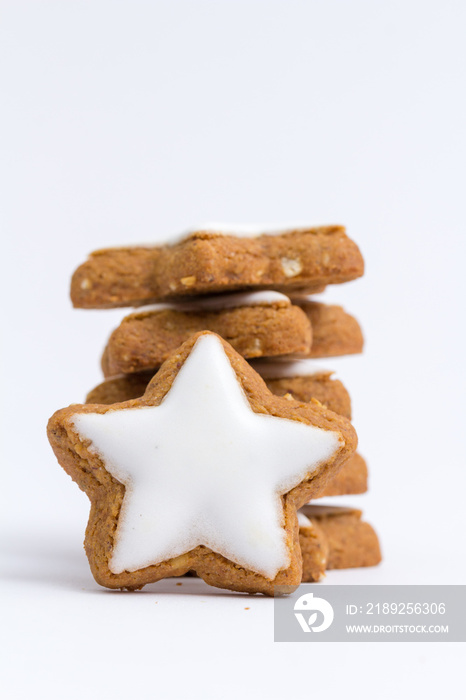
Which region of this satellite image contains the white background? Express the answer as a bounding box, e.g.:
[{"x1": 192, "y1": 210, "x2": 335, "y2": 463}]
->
[{"x1": 1, "y1": 1, "x2": 465, "y2": 698}]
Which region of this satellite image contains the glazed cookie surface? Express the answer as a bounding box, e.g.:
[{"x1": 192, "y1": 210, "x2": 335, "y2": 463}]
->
[
  {"x1": 49, "y1": 332, "x2": 357, "y2": 595},
  {"x1": 70, "y1": 225, "x2": 364, "y2": 308}
]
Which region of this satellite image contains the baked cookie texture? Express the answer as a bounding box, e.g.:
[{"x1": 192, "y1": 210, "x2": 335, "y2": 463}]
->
[
  {"x1": 316, "y1": 452, "x2": 367, "y2": 498},
  {"x1": 259, "y1": 372, "x2": 352, "y2": 419},
  {"x1": 298, "y1": 301, "x2": 364, "y2": 358},
  {"x1": 48, "y1": 332, "x2": 357, "y2": 596},
  {"x1": 297, "y1": 516, "x2": 329, "y2": 583},
  {"x1": 87, "y1": 366, "x2": 352, "y2": 418},
  {"x1": 86, "y1": 371, "x2": 157, "y2": 405},
  {"x1": 100, "y1": 301, "x2": 312, "y2": 378},
  {"x1": 99, "y1": 298, "x2": 362, "y2": 379},
  {"x1": 90, "y1": 370, "x2": 352, "y2": 427},
  {"x1": 70, "y1": 226, "x2": 364, "y2": 309},
  {"x1": 299, "y1": 505, "x2": 381, "y2": 581}
]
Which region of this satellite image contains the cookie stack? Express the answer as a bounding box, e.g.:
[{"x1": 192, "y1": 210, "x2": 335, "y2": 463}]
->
[{"x1": 48, "y1": 224, "x2": 380, "y2": 595}]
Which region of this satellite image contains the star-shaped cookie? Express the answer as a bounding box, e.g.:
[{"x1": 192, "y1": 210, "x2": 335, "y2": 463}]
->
[{"x1": 48, "y1": 332, "x2": 357, "y2": 595}]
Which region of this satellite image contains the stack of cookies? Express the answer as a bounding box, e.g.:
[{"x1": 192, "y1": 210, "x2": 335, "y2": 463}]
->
[{"x1": 48, "y1": 224, "x2": 381, "y2": 595}]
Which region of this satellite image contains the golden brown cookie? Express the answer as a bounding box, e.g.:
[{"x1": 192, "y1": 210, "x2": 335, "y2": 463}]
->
[
  {"x1": 249, "y1": 360, "x2": 352, "y2": 418},
  {"x1": 100, "y1": 295, "x2": 362, "y2": 380},
  {"x1": 86, "y1": 371, "x2": 156, "y2": 405},
  {"x1": 315, "y1": 453, "x2": 367, "y2": 498},
  {"x1": 259, "y1": 374, "x2": 351, "y2": 418},
  {"x1": 70, "y1": 225, "x2": 364, "y2": 309},
  {"x1": 295, "y1": 300, "x2": 364, "y2": 357},
  {"x1": 87, "y1": 365, "x2": 352, "y2": 418},
  {"x1": 297, "y1": 514, "x2": 329, "y2": 582},
  {"x1": 48, "y1": 332, "x2": 357, "y2": 596},
  {"x1": 299, "y1": 505, "x2": 381, "y2": 580},
  {"x1": 100, "y1": 292, "x2": 312, "y2": 378}
]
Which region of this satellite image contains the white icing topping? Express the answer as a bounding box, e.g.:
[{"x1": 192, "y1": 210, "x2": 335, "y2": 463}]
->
[
  {"x1": 249, "y1": 359, "x2": 333, "y2": 379},
  {"x1": 297, "y1": 512, "x2": 313, "y2": 529},
  {"x1": 72, "y1": 335, "x2": 341, "y2": 579},
  {"x1": 128, "y1": 291, "x2": 291, "y2": 316}
]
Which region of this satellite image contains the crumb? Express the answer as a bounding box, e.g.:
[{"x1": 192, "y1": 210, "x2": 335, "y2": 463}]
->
[{"x1": 176, "y1": 582, "x2": 183, "y2": 586}]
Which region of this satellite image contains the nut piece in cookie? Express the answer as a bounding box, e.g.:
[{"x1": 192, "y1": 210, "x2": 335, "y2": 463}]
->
[
  {"x1": 70, "y1": 224, "x2": 364, "y2": 308},
  {"x1": 48, "y1": 332, "x2": 357, "y2": 595}
]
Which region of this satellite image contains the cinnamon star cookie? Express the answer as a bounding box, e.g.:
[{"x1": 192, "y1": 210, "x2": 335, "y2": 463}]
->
[
  {"x1": 71, "y1": 224, "x2": 364, "y2": 308},
  {"x1": 100, "y1": 291, "x2": 312, "y2": 377},
  {"x1": 299, "y1": 505, "x2": 381, "y2": 581},
  {"x1": 48, "y1": 332, "x2": 357, "y2": 595}
]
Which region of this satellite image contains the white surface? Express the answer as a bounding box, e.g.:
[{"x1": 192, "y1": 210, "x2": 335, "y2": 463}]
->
[{"x1": 1, "y1": 1, "x2": 465, "y2": 698}]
